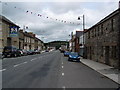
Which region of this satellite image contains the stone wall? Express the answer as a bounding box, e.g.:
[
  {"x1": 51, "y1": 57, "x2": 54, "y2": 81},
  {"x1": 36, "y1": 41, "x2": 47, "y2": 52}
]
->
[{"x1": 85, "y1": 9, "x2": 119, "y2": 68}]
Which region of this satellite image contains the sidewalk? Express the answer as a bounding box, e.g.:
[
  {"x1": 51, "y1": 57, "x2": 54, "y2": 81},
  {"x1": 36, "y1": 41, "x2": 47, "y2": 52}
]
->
[{"x1": 81, "y1": 58, "x2": 120, "y2": 84}]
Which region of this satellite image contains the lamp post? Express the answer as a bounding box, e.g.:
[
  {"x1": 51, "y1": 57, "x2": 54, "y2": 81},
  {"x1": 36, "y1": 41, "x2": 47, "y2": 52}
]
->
[
  {"x1": 118, "y1": 4, "x2": 120, "y2": 70},
  {"x1": 78, "y1": 15, "x2": 85, "y2": 58}
]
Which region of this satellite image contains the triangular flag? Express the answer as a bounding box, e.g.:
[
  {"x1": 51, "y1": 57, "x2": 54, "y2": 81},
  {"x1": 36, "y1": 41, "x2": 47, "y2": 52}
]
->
[{"x1": 26, "y1": 11, "x2": 29, "y2": 13}]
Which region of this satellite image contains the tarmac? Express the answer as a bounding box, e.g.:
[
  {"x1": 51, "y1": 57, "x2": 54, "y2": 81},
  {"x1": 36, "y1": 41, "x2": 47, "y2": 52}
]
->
[{"x1": 81, "y1": 58, "x2": 120, "y2": 85}]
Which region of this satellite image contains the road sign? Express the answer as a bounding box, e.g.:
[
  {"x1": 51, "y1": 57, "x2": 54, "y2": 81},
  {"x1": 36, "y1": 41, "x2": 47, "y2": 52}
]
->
[{"x1": 9, "y1": 26, "x2": 19, "y2": 37}]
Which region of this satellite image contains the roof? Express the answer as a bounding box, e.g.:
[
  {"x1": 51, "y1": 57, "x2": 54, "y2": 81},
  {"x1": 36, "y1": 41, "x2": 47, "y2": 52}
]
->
[
  {"x1": 1, "y1": 15, "x2": 20, "y2": 28},
  {"x1": 76, "y1": 31, "x2": 83, "y2": 37}
]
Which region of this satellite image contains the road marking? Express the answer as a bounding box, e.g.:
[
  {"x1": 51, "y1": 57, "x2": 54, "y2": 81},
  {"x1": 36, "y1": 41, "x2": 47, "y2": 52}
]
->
[
  {"x1": 0, "y1": 69, "x2": 6, "y2": 72},
  {"x1": 62, "y1": 73, "x2": 64, "y2": 76},
  {"x1": 14, "y1": 62, "x2": 27, "y2": 67},
  {"x1": 31, "y1": 59, "x2": 36, "y2": 61},
  {"x1": 23, "y1": 62, "x2": 27, "y2": 64},
  {"x1": 62, "y1": 66, "x2": 64, "y2": 68},
  {"x1": 62, "y1": 86, "x2": 65, "y2": 89},
  {"x1": 14, "y1": 64, "x2": 19, "y2": 67}
]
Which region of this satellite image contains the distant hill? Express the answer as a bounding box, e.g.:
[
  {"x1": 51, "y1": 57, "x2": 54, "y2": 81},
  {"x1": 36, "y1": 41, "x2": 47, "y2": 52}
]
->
[{"x1": 44, "y1": 41, "x2": 69, "y2": 49}]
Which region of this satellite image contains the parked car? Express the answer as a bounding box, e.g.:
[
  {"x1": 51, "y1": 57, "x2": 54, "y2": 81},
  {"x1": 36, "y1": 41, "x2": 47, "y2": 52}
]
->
[
  {"x1": 68, "y1": 52, "x2": 80, "y2": 62},
  {"x1": 2, "y1": 46, "x2": 21, "y2": 57},
  {"x1": 34, "y1": 49, "x2": 41, "y2": 54},
  {"x1": 64, "y1": 51, "x2": 71, "y2": 57},
  {"x1": 18, "y1": 49, "x2": 24, "y2": 56},
  {"x1": 45, "y1": 50, "x2": 49, "y2": 52},
  {"x1": 27, "y1": 50, "x2": 35, "y2": 55},
  {"x1": 41, "y1": 50, "x2": 45, "y2": 53},
  {"x1": 22, "y1": 49, "x2": 28, "y2": 56}
]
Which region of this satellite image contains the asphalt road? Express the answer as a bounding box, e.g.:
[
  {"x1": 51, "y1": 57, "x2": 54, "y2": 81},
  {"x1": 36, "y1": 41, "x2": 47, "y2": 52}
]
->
[{"x1": 1, "y1": 50, "x2": 119, "y2": 88}]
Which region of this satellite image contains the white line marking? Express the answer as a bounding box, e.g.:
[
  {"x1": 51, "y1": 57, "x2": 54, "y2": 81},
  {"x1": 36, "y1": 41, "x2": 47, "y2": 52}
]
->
[
  {"x1": 62, "y1": 66, "x2": 64, "y2": 68},
  {"x1": 31, "y1": 58, "x2": 37, "y2": 61},
  {"x1": 62, "y1": 86, "x2": 65, "y2": 89},
  {"x1": 62, "y1": 73, "x2": 64, "y2": 76},
  {"x1": 23, "y1": 62, "x2": 27, "y2": 64},
  {"x1": 14, "y1": 64, "x2": 19, "y2": 67},
  {"x1": 14, "y1": 62, "x2": 27, "y2": 67},
  {"x1": 31, "y1": 59, "x2": 35, "y2": 61},
  {"x1": 0, "y1": 69, "x2": 6, "y2": 72}
]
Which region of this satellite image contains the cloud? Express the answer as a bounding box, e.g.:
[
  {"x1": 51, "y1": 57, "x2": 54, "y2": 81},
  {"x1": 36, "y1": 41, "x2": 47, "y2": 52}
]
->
[{"x1": 2, "y1": 1, "x2": 119, "y2": 43}]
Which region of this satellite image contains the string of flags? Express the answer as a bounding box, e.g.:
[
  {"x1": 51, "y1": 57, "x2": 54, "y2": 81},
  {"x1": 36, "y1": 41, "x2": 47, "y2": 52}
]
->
[{"x1": 3, "y1": 2, "x2": 81, "y2": 26}]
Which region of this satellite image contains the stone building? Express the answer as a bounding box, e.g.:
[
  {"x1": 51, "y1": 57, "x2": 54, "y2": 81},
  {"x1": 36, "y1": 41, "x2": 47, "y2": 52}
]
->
[
  {"x1": 84, "y1": 8, "x2": 120, "y2": 68},
  {"x1": 0, "y1": 16, "x2": 20, "y2": 53}
]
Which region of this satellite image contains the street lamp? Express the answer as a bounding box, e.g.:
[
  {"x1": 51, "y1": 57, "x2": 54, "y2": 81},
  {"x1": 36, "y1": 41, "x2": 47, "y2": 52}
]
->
[{"x1": 78, "y1": 15, "x2": 85, "y2": 58}]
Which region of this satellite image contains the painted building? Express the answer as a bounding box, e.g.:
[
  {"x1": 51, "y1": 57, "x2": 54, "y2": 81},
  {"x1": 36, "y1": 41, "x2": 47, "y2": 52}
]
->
[{"x1": 0, "y1": 16, "x2": 20, "y2": 53}]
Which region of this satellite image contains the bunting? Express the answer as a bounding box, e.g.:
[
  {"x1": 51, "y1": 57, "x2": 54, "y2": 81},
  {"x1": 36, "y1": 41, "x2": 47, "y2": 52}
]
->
[{"x1": 4, "y1": 3, "x2": 81, "y2": 26}]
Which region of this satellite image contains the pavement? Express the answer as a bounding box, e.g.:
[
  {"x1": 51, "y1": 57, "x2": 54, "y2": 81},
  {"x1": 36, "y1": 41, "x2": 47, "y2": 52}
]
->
[
  {"x1": 81, "y1": 58, "x2": 120, "y2": 85},
  {"x1": 0, "y1": 53, "x2": 2, "y2": 90}
]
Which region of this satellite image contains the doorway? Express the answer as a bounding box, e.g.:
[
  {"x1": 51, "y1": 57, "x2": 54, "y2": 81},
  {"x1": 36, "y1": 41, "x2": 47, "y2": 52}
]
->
[{"x1": 105, "y1": 46, "x2": 110, "y2": 65}]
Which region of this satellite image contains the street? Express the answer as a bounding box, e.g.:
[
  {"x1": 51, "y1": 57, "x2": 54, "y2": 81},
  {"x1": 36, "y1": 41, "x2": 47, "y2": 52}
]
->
[{"x1": 1, "y1": 50, "x2": 119, "y2": 88}]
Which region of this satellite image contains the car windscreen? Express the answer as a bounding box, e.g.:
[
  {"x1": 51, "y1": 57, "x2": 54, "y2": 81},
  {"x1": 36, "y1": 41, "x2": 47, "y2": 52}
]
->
[
  {"x1": 4, "y1": 47, "x2": 12, "y2": 50},
  {"x1": 70, "y1": 52, "x2": 78, "y2": 56}
]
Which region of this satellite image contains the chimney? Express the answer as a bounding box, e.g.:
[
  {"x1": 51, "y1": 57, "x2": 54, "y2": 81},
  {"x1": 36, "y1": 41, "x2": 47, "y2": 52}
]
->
[
  {"x1": 119, "y1": 1, "x2": 120, "y2": 8},
  {"x1": 19, "y1": 29, "x2": 23, "y2": 32}
]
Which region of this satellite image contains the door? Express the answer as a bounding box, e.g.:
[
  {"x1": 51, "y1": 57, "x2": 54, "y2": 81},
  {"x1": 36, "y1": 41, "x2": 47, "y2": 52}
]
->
[
  {"x1": 105, "y1": 46, "x2": 109, "y2": 65},
  {"x1": 7, "y1": 37, "x2": 11, "y2": 46},
  {"x1": 90, "y1": 46, "x2": 92, "y2": 59}
]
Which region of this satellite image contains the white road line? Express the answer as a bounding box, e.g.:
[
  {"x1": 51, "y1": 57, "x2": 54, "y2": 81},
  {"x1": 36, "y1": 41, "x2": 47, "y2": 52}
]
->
[
  {"x1": 31, "y1": 58, "x2": 36, "y2": 61},
  {"x1": 0, "y1": 69, "x2": 6, "y2": 72},
  {"x1": 62, "y1": 86, "x2": 65, "y2": 89},
  {"x1": 14, "y1": 64, "x2": 19, "y2": 67},
  {"x1": 14, "y1": 62, "x2": 27, "y2": 67},
  {"x1": 62, "y1": 73, "x2": 64, "y2": 76},
  {"x1": 23, "y1": 62, "x2": 27, "y2": 64},
  {"x1": 62, "y1": 66, "x2": 64, "y2": 68}
]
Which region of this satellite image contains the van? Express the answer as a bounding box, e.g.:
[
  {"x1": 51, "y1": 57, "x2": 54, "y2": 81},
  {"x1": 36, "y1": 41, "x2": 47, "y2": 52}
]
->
[{"x1": 2, "y1": 46, "x2": 21, "y2": 57}]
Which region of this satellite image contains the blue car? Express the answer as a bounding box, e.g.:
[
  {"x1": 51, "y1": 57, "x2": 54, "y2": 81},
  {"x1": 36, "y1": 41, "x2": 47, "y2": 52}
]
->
[
  {"x1": 68, "y1": 52, "x2": 80, "y2": 62},
  {"x1": 64, "y1": 51, "x2": 71, "y2": 57}
]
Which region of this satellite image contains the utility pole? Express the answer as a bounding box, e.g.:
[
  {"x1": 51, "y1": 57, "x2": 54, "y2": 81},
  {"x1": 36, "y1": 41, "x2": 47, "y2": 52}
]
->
[
  {"x1": 78, "y1": 15, "x2": 85, "y2": 58},
  {"x1": 118, "y1": 3, "x2": 120, "y2": 70},
  {"x1": 83, "y1": 15, "x2": 85, "y2": 58}
]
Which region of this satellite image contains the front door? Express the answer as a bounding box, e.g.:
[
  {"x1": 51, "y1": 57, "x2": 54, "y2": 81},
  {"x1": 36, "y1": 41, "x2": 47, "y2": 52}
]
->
[
  {"x1": 7, "y1": 37, "x2": 11, "y2": 46},
  {"x1": 105, "y1": 46, "x2": 109, "y2": 65}
]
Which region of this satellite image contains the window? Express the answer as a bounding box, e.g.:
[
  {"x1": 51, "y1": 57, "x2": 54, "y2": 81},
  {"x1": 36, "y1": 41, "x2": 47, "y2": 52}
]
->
[
  {"x1": 111, "y1": 46, "x2": 117, "y2": 59},
  {"x1": 111, "y1": 19, "x2": 113, "y2": 31},
  {"x1": 101, "y1": 24, "x2": 103, "y2": 35},
  {"x1": 88, "y1": 31, "x2": 90, "y2": 39},
  {"x1": 98, "y1": 26, "x2": 100, "y2": 36},
  {"x1": 94, "y1": 29, "x2": 96, "y2": 37},
  {"x1": 101, "y1": 46, "x2": 103, "y2": 56}
]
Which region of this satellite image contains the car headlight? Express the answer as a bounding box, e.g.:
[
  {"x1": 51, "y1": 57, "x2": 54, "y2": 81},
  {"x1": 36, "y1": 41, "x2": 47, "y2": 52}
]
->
[
  {"x1": 69, "y1": 55, "x2": 72, "y2": 58},
  {"x1": 78, "y1": 56, "x2": 80, "y2": 58}
]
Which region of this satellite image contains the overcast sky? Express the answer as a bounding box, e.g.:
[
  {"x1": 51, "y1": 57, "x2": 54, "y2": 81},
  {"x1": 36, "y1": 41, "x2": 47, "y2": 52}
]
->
[{"x1": 1, "y1": 0, "x2": 119, "y2": 43}]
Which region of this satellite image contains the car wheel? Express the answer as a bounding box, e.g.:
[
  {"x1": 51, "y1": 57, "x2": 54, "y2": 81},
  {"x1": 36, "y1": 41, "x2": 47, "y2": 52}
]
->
[
  {"x1": 4, "y1": 55, "x2": 7, "y2": 58},
  {"x1": 68, "y1": 59, "x2": 70, "y2": 61},
  {"x1": 14, "y1": 54, "x2": 17, "y2": 57}
]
